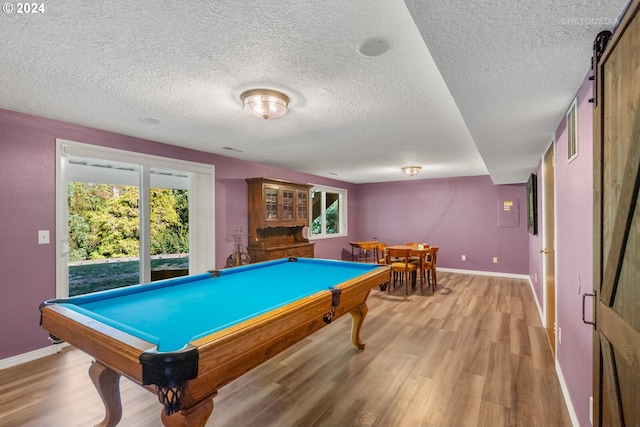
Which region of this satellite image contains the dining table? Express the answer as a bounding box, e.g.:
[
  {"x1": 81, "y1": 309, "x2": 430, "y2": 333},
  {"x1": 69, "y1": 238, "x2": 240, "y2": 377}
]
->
[{"x1": 349, "y1": 241, "x2": 384, "y2": 263}]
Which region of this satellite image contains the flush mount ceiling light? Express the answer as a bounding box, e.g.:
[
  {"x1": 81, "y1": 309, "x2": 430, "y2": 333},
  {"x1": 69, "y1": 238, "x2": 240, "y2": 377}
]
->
[
  {"x1": 240, "y1": 89, "x2": 290, "y2": 120},
  {"x1": 402, "y1": 166, "x2": 422, "y2": 176}
]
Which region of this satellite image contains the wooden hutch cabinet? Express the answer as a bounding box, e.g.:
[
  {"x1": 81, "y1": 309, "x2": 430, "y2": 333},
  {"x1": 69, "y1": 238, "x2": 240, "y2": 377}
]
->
[{"x1": 246, "y1": 177, "x2": 315, "y2": 263}]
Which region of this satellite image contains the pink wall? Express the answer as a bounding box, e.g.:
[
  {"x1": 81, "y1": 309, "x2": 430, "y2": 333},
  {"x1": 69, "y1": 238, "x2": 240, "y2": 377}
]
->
[
  {"x1": 553, "y1": 74, "x2": 595, "y2": 427},
  {"x1": 356, "y1": 175, "x2": 529, "y2": 274}
]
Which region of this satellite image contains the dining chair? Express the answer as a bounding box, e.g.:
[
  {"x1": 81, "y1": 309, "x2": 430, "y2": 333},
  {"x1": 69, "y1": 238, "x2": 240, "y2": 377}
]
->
[
  {"x1": 425, "y1": 246, "x2": 439, "y2": 291},
  {"x1": 404, "y1": 242, "x2": 422, "y2": 265},
  {"x1": 405, "y1": 243, "x2": 429, "y2": 284},
  {"x1": 372, "y1": 243, "x2": 390, "y2": 291},
  {"x1": 384, "y1": 247, "x2": 419, "y2": 295},
  {"x1": 374, "y1": 242, "x2": 387, "y2": 265}
]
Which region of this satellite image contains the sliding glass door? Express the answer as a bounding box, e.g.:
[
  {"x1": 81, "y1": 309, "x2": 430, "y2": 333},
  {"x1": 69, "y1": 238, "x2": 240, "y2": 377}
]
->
[{"x1": 57, "y1": 140, "x2": 214, "y2": 297}]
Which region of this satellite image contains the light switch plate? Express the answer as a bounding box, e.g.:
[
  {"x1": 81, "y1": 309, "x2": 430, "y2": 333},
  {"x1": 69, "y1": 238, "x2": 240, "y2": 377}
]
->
[{"x1": 38, "y1": 230, "x2": 50, "y2": 245}]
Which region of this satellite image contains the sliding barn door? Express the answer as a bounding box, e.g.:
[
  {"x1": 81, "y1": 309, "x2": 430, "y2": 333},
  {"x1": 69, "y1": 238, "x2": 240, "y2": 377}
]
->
[{"x1": 593, "y1": 1, "x2": 640, "y2": 425}]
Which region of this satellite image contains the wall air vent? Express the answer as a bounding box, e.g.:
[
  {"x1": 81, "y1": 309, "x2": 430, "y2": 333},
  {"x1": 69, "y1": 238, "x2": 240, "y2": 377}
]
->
[{"x1": 567, "y1": 98, "x2": 578, "y2": 163}]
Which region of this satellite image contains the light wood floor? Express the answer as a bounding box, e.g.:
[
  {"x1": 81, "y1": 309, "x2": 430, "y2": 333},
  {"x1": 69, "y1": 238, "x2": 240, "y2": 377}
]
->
[{"x1": 0, "y1": 272, "x2": 572, "y2": 427}]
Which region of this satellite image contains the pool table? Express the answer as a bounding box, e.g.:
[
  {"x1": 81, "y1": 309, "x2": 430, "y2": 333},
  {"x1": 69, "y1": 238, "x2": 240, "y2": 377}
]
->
[{"x1": 40, "y1": 257, "x2": 389, "y2": 427}]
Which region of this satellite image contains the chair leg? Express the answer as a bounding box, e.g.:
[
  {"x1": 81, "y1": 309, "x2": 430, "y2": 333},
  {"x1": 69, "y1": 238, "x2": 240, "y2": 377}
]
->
[
  {"x1": 388, "y1": 271, "x2": 400, "y2": 293},
  {"x1": 404, "y1": 272, "x2": 409, "y2": 295}
]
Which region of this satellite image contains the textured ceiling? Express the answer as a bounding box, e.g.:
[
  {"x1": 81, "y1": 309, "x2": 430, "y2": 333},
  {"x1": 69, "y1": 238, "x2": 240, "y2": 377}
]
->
[{"x1": 0, "y1": 0, "x2": 628, "y2": 184}]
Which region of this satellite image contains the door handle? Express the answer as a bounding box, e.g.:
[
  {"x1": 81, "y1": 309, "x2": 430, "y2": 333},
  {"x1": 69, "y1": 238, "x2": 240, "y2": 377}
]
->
[
  {"x1": 582, "y1": 292, "x2": 596, "y2": 328},
  {"x1": 539, "y1": 248, "x2": 552, "y2": 254}
]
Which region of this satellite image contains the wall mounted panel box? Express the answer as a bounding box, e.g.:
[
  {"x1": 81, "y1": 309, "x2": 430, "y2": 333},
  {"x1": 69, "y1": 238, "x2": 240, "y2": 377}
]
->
[{"x1": 498, "y1": 198, "x2": 519, "y2": 227}]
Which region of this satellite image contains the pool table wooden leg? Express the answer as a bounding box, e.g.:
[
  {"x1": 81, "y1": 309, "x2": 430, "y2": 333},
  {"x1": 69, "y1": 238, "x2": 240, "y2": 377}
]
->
[
  {"x1": 160, "y1": 398, "x2": 214, "y2": 427},
  {"x1": 350, "y1": 302, "x2": 369, "y2": 349},
  {"x1": 89, "y1": 360, "x2": 122, "y2": 427}
]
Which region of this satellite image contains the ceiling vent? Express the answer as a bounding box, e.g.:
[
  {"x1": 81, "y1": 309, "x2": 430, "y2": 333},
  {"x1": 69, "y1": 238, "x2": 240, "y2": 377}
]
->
[{"x1": 567, "y1": 98, "x2": 578, "y2": 163}]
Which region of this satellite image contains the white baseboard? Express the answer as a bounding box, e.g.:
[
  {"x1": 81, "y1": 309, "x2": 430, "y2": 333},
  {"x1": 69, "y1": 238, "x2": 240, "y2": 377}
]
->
[
  {"x1": 0, "y1": 343, "x2": 68, "y2": 371},
  {"x1": 523, "y1": 277, "x2": 578, "y2": 426},
  {"x1": 438, "y1": 267, "x2": 530, "y2": 280},
  {"x1": 556, "y1": 358, "x2": 581, "y2": 427},
  {"x1": 527, "y1": 276, "x2": 545, "y2": 324}
]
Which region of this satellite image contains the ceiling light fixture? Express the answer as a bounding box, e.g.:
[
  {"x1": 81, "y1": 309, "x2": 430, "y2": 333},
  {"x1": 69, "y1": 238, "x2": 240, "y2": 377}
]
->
[
  {"x1": 402, "y1": 166, "x2": 422, "y2": 176},
  {"x1": 240, "y1": 89, "x2": 290, "y2": 120}
]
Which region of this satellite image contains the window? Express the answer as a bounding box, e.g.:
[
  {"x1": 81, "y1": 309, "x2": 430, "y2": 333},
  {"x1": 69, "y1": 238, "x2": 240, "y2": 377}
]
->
[
  {"x1": 56, "y1": 140, "x2": 214, "y2": 297},
  {"x1": 310, "y1": 185, "x2": 347, "y2": 238}
]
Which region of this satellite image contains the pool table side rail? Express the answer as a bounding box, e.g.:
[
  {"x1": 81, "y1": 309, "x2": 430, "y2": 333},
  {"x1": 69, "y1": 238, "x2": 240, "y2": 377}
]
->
[
  {"x1": 40, "y1": 304, "x2": 156, "y2": 383},
  {"x1": 183, "y1": 265, "x2": 389, "y2": 407}
]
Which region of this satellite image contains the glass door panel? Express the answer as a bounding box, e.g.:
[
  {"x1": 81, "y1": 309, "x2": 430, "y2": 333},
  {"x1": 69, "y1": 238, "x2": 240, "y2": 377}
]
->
[
  {"x1": 67, "y1": 181, "x2": 141, "y2": 296},
  {"x1": 297, "y1": 191, "x2": 308, "y2": 220},
  {"x1": 265, "y1": 187, "x2": 279, "y2": 220},
  {"x1": 282, "y1": 189, "x2": 294, "y2": 220},
  {"x1": 149, "y1": 168, "x2": 190, "y2": 281}
]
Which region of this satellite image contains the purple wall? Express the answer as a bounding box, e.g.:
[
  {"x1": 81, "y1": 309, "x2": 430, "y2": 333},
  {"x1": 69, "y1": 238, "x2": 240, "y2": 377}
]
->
[
  {"x1": 0, "y1": 108, "x2": 529, "y2": 363},
  {"x1": 210, "y1": 156, "x2": 359, "y2": 263},
  {"x1": 554, "y1": 74, "x2": 595, "y2": 427},
  {"x1": 0, "y1": 69, "x2": 601, "y2": 426},
  {"x1": 527, "y1": 73, "x2": 594, "y2": 426},
  {"x1": 0, "y1": 108, "x2": 356, "y2": 359},
  {"x1": 529, "y1": 161, "x2": 544, "y2": 308},
  {"x1": 356, "y1": 175, "x2": 529, "y2": 274}
]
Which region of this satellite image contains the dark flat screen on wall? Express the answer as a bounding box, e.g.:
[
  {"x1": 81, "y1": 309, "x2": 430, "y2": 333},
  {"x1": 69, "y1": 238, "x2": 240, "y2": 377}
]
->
[{"x1": 526, "y1": 173, "x2": 538, "y2": 235}]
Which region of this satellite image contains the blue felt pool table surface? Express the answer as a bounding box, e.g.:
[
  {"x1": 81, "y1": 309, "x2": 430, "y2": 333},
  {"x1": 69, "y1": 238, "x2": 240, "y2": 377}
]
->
[{"x1": 57, "y1": 258, "x2": 382, "y2": 352}]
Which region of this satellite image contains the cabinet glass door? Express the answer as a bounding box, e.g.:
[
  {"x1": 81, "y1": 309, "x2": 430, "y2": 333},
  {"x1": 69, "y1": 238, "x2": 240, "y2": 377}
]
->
[
  {"x1": 265, "y1": 188, "x2": 279, "y2": 219},
  {"x1": 282, "y1": 189, "x2": 294, "y2": 220},
  {"x1": 297, "y1": 192, "x2": 308, "y2": 220}
]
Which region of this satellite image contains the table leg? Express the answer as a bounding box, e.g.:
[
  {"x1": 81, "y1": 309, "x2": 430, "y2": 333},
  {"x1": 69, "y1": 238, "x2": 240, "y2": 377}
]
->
[
  {"x1": 160, "y1": 398, "x2": 214, "y2": 427},
  {"x1": 89, "y1": 360, "x2": 123, "y2": 427},
  {"x1": 349, "y1": 302, "x2": 369, "y2": 349}
]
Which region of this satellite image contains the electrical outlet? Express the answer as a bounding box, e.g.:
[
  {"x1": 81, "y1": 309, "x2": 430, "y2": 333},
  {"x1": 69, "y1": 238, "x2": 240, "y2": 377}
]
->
[
  {"x1": 461, "y1": 255, "x2": 466, "y2": 261},
  {"x1": 492, "y1": 257, "x2": 498, "y2": 263}
]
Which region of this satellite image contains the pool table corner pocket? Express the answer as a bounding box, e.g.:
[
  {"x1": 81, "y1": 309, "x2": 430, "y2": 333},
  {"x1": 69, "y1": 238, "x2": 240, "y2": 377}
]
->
[{"x1": 140, "y1": 345, "x2": 199, "y2": 415}]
